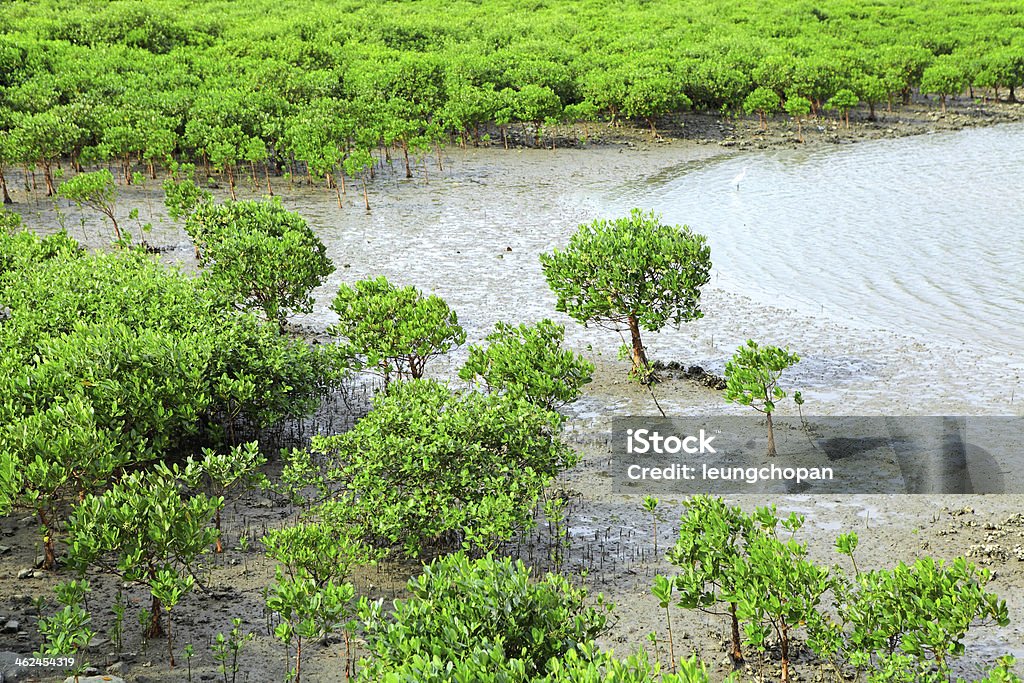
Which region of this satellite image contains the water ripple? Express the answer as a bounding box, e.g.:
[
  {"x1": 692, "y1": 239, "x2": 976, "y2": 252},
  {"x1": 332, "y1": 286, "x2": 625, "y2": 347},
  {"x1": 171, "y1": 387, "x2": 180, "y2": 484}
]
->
[{"x1": 602, "y1": 125, "x2": 1024, "y2": 354}]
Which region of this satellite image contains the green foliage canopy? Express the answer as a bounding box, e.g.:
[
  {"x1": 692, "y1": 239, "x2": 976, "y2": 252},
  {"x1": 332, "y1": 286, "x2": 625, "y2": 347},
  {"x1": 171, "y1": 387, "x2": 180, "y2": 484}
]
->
[
  {"x1": 724, "y1": 340, "x2": 802, "y2": 456},
  {"x1": 294, "y1": 379, "x2": 575, "y2": 557},
  {"x1": 2, "y1": 0, "x2": 1020, "y2": 185},
  {"x1": 328, "y1": 276, "x2": 465, "y2": 384},
  {"x1": 540, "y1": 209, "x2": 711, "y2": 378},
  {"x1": 724, "y1": 340, "x2": 801, "y2": 414},
  {"x1": 66, "y1": 462, "x2": 220, "y2": 638},
  {"x1": 0, "y1": 228, "x2": 338, "y2": 565},
  {"x1": 185, "y1": 199, "x2": 335, "y2": 331},
  {"x1": 358, "y1": 553, "x2": 613, "y2": 681},
  {"x1": 56, "y1": 169, "x2": 122, "y2": 241},
  {"x1": 459, "y1": 319, "x2": 594, "y2": 411}
]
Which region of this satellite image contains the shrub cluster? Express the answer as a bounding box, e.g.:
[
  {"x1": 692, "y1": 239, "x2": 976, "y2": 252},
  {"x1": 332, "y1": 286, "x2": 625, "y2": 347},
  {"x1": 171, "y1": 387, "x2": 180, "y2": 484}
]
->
[
  {"x1": 0, "y1": 222, "x2": 337, "y2": 570},
  {"x1": 664, "y1": 496, "x2": 1018, "y2": 683},
  {"x1": 2, "y1": 0, "x2": 1022, "y2": 201},
  {"x1": 358, "y1": 553, "x2": 706, "y2": 683}
]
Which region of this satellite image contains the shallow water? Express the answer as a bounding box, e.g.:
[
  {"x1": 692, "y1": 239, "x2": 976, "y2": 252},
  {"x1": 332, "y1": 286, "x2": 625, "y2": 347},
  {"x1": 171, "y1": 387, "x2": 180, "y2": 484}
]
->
[
  {"x1": 14, "y1": 126, "x2": 1024, "y2": 414},
  {"x1": 601, "y1": 124, "x2": 1024, "y2": 358}
]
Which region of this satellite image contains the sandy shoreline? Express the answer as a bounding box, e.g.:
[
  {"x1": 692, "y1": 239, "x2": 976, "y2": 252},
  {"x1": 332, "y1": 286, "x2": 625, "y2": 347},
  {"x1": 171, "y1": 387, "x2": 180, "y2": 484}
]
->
[{"x1": 480, "y1": 96, "x2": 1024, "y2": 153}]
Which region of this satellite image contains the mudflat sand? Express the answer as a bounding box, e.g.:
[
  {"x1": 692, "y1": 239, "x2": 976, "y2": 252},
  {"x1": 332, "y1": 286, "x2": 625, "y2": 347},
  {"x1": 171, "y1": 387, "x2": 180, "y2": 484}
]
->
[{"x1": 2, "y1": 105, "x2": 1022, "y2": 681}]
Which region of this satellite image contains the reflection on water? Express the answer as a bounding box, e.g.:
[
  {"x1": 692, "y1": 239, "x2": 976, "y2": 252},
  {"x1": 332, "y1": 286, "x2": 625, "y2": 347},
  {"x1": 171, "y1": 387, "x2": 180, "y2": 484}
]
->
[{"x1": 603, "y1": 124, "x2": 1024, "y2": 356}]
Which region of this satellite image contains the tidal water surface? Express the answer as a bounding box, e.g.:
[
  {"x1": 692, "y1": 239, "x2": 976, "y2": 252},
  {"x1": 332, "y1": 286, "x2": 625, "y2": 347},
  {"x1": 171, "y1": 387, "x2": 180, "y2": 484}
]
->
[{"x1": 600, "y1": 124, "x2": 1024, "y2": 358}]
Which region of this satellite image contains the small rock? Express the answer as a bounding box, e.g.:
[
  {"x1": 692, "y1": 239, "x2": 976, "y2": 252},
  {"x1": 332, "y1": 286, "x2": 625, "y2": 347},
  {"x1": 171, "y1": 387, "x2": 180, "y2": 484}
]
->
[
  {"x1": 16, "y1": 568, "x2": 33, "y2": 580},
  {"x1": 0, "y1": 545, "x2": 11, "y2": 555},
  {"x1": 967, "y1": 543, "x2": 1008, "y2": 561},
  {"x1": 107, "y1": 661, "x2": 126, "y2": 674},
  {"x1": 3, "y1": 620, "x2": 19, "y2": 633},
  {"x1": 0, "y1": 650, "x2": 33, "y2": 682},
  {"x1": 65, "y1": 677, "x2": 126, "y2": 683},
  {"x1": 33, "y1": 555, "x2": 45, "y2": 568}
]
